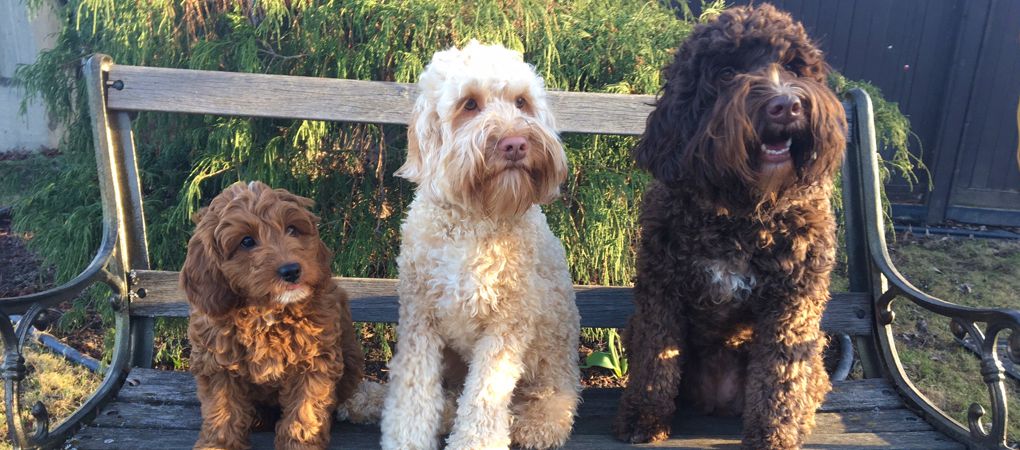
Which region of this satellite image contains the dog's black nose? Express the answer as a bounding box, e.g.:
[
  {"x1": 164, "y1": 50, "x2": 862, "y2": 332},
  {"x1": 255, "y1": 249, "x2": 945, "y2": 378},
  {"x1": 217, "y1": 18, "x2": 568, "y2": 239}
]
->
[
  {"x1": 767, "y1": 94, "x2": 802, "y2": 124},
  {"x1": 277, "y1": 263, "x2": 301, "y2": 283}
]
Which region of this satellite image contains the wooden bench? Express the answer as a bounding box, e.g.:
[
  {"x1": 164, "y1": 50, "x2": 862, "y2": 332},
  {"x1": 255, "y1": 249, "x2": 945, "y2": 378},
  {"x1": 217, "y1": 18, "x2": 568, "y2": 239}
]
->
[{"x1": 3, "y1": 53, "x2": 1019, "y2": 449}]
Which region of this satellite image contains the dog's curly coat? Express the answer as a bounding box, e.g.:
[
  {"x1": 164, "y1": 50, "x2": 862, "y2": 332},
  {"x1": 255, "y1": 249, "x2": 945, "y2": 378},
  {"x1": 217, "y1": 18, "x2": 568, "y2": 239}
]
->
[
  {"x1": 380, "y1": 41, "x2": 581, "y2": 450},
  {"x1": 613, "y1": 5, "x2": 846, "y2": 449},
  {"x1": 181, "y1": 181, "x2": 365, "y2": 450}
]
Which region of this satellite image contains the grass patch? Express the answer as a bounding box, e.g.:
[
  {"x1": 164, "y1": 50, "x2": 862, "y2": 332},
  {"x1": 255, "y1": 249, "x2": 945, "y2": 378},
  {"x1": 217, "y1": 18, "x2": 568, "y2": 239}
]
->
[
  {"x1": 0, "y1": 344, "x2": 102, "y2": 450},
  {"x1": 887, "y1": 234, "x2": 1020, "y2": 441}
]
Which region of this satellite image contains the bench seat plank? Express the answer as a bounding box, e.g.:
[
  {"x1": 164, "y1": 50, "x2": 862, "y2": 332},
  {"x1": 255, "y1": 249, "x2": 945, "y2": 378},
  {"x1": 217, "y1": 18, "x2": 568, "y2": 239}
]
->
[
  {"x1": 71, "y1": 426, "x2": 963, "y2": 450},
  {"x1": 105, "y1": 66, "x2": 655, "y2": 136},
  {"x1": 74, "y1": 368, "x2": 958, "y2": 449},
  {"x1": 129, "y1": 270, "x2": 874, "y2": 334},
  {"x1": 89, "y1": 401, "x2": 934, "y2": 435},
  {"x1": 116, "y1": 369, "x2": 903, "y2": 413}
]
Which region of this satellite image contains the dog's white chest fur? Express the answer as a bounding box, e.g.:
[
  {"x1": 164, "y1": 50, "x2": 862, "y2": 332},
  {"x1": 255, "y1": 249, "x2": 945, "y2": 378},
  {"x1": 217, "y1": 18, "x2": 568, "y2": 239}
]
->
[
  {"x1": 434, "y1": 225, "x2": 533, "y2": 313},
  {"x1": 429, "y1": 232, "x2": 529, "y2": 349},
  {"x1": 704, "y1": 259, "x2": 757, "y2": 303},
  {"x1": 396, "y1": 199, "x2": 575, "y2": 350}
]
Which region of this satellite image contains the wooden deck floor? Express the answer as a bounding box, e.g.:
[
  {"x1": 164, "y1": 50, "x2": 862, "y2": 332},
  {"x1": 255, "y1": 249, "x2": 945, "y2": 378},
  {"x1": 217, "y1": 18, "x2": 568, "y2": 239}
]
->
[{"x1": 68, "y1": 369, "x2": 962, "y2": 449}]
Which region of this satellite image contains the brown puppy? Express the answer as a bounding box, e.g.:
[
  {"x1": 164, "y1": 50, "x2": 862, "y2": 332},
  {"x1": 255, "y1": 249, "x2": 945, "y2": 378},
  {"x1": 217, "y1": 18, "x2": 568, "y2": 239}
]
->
[
  {"x1": 181, "y1": 181, "x2": 363, "y2": 450},
  {"x1": 613, "y1": 5, "x2": 846, "y2": 450}
]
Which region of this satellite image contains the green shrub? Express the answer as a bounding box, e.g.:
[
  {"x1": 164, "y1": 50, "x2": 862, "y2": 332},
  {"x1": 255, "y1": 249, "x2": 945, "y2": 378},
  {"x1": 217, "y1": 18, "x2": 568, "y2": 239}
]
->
[{"x1": 11, "y1": 0, "x2": 920, "y2": 323}]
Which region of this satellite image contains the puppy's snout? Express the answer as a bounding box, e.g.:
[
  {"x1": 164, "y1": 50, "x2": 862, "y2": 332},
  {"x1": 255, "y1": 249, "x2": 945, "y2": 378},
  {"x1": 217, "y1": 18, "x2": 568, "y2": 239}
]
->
[
  {"x1": 277, "y1": 263, "x2": 301, "y2": 284},
  {"x1": 497, "y1": 136, "x2": 528, "y2": 162},
  {"x1": 766, "y1": 94, "x2": 802, "y2": 124}
]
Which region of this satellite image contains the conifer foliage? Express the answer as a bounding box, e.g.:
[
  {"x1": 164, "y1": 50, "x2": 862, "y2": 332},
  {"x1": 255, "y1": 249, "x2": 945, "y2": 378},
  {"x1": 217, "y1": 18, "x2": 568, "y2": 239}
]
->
[{"x1": 15, "y1": 0, "x2": 918, "y2": 292}]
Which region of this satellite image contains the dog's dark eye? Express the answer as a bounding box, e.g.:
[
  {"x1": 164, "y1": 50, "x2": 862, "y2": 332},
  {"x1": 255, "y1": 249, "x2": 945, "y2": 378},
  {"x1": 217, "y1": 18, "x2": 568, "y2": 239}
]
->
[
  {"x1": 515, "y1": 97, "x2": 526, "y2": 109},
  {"x1": 286, "y1": 225, "x2": 299, "y2": 236},
  {"x1": 464, "y1": 98, "x2": 478, "y2": 111},
  {"x1": 239, "y1": 236, "x2": 256, "y2": 249},
  {"x1": 720, "y1": 68, "x2": 736, "y2": 80}
]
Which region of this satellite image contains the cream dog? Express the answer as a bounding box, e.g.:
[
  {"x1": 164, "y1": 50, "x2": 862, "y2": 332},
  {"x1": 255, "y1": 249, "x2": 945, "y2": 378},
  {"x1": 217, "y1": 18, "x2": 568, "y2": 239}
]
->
[{"x1": 380, "y1": 40, "x2": 580, "y2": 450}]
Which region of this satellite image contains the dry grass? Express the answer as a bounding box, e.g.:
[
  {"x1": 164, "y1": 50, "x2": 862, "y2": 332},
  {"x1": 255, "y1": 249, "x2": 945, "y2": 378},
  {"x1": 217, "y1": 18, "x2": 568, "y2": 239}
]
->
[
  {"x1": 0, "y1": 343, "x2": 102, "y2": 450},
  {"x1": 886, "y1": 233, "x2": 1020, "y2": 442}
]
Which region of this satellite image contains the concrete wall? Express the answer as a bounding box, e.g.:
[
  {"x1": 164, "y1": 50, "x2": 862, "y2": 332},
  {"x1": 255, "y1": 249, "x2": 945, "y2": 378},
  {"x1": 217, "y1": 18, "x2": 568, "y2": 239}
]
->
[{"x1": 1, "y1": 0, "x2": 61, "y2": 153}]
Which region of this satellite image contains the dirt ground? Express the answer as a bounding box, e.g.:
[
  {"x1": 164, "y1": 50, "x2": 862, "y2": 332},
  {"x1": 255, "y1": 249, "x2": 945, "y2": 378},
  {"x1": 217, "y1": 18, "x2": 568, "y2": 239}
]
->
[{"x1": 0, "y1": 207, "x2": 53, "y2": 298}]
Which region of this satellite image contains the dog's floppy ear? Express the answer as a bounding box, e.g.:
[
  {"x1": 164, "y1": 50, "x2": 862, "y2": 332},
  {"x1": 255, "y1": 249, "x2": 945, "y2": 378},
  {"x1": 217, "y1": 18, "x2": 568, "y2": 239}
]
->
[
  {"x1": 180, "y1": 218, "x2": 240, "y2": 317},
  {"x1": 633, "y1": 93, "x2": 686, "y2": 183},
  {"x1": 315, "y1": 238, "x2": 334, "y2": 275},
  {"x1": 395, "y1": 104, "x2": 436, "y2": 183},
  {"x1": 394, "y1": 112, "x2": 424, "y2": 183}
]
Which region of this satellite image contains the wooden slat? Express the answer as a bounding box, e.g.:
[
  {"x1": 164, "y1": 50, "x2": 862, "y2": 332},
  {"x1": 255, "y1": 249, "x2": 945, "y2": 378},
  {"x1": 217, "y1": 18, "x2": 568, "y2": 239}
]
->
[
  {"x1": 564, "y1": 432, "x2": 962, "y2": 449},
  {"x1": 76, "y1": 368, "x2": 958, "y2": 450},
  {"x1": 92, "y1": 397, "x2": 927, "y2": 435},
  {"x1": 572, "y1": 408, "x2": 932, "y2": 436},
  {"x1": 73, "y1": 424, "x2": 961, "y2": 449},
  {"x1": 117, "y1": 369, "x2": 901, "y2": 412},
  {"x1": 72, "y1": 424, "x2": 382, "y2": 450},
  {"x1": 129, "y1": 270, "x2": 874, "y2": 334},
  {"x1": 105, "y1": 65, "x2": 654, "y2": 136}
]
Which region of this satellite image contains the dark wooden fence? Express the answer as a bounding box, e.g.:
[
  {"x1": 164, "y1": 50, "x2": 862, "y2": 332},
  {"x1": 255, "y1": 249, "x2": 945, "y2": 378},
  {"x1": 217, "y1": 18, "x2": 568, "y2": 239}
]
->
[{"x1": 687, "y1": 0, "x2": 1020, "y2": 226}]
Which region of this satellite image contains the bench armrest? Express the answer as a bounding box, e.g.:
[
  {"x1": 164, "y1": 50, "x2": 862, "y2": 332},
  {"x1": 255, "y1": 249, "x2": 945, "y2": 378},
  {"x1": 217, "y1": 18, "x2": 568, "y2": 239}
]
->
[
  {"x1": 847, "y1": 88, "x2": 1020, "y2": 449},
  {"x1": 0, "y1": 54, "x2": 139, "y2": 450}
]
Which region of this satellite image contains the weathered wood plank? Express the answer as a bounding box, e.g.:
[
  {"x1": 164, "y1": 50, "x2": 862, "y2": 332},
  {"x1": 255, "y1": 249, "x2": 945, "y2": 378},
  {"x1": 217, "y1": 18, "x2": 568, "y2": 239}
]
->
[
  {"x1": 563, "y1": 431, "x2": 962, "y2": 449},
  {"x1": 105, "y1": 65, "x2": 654, "y2": 136},
  {"x1": 116, "y1": 369, "x2": 901, "y2": 412},
  {"x1": 71, "y1": 424, "x2": 381, "y2": 450},
  {"x1": 89, "y1": 400, "x2": 930, "y2": 435},
  {"x1": 81, "y1": 369, "x2": 953, "y2": 449},
  {"x1": 577, "y1": 378, "x2": 905, "y2": 414},
  {"x1": 129, "y1": 270, "x2": 873, "y2": 334},
  {"x1": 71, "y1": 426, "x2": 961, "y2": 450}
]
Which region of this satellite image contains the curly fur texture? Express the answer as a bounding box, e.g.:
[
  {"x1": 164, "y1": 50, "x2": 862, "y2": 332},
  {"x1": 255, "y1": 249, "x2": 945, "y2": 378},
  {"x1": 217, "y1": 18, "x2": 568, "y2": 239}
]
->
[
  {"x1": 381, "y1": 41, "x2": 581, "y2": 450},
  {"x1": 181, "y1": 181, "x2": 369, "y2": 450},
  {"x1": 613, "y1": 5, "x2": 846, "y2": 449}
]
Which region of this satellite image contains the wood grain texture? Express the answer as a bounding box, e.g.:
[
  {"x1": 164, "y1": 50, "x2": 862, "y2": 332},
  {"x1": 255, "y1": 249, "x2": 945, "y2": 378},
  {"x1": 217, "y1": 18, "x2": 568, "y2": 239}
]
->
[
  {"x1": 129, "y1": 270, "x2": 873, "y2": 334},
  {"x1": 562, "y1": 431, "x2": 962, "y2": 449},
  {"x1": 90, "y1": 397, "x2": 928, "y2": 435},
  {"x1": 74, "y1": 368, "x2": 961, "y2": 450},
  {"x1": 74, "y1": 422, "x2": 960, "y2": 449},
  {"x1": 105, "y1": 65, "x2": 654, "y2": 136},
  {"x1": 116, "y1": 369, "x2": 900, "y2": 412}
]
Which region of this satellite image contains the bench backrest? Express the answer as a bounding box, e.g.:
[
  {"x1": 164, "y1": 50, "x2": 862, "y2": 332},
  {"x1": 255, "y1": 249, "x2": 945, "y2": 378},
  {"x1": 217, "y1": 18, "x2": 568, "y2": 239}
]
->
[{"x1": 86, "y1": 55, "x2": 876, "y2": 337}]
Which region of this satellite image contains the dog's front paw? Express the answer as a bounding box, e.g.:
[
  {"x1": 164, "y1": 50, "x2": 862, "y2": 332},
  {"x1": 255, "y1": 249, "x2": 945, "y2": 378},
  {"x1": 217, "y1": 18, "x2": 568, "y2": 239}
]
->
[
  {"x1": 275, "y1": 424, "x2": 328, "y2": 450},
  {"x1": 741, "y1": 428, "x2": 802, "y2": 450},
  {"x1": 511, "y1": 420, "x2": 570, "y2": 450},
  {"x1": 273, "y1": 440, "x2": 325, "y2": 450},
  {"x1": 510, "y1": 393, "x2": 576, "y2": 449},
  {"x1": 380, "y1": 429, "x2": 441, "y2": 450},
  {"x1": 612, "y1": 411, "x2": 671, "y2": 444},
  {"x1": 336, "y1": 380, "x2": 386, "y2": 424},
  {"x1": 194, "y1": 432, "x2": 250, "y2": 450},
  {"x1": 445, "y1": 430, "x2": 511, "y2": 450}
]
